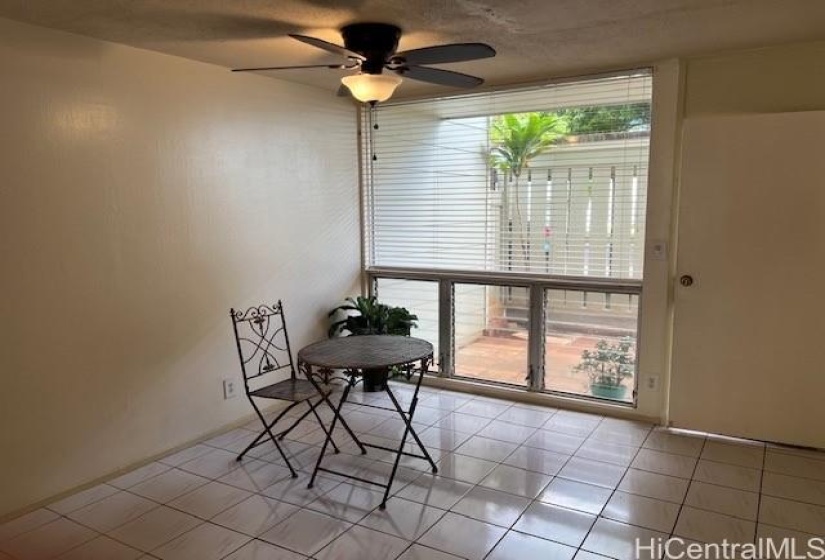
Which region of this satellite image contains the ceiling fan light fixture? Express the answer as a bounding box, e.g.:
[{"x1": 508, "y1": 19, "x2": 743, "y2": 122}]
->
[{"x1": 341, "y1": 73, "x2": 402, "y2": 103}]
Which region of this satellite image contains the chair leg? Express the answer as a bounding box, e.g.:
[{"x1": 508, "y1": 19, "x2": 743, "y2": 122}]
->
[
  {"x1": 236, "y1": 403, "x2": 297, "y2": 461},
  {"x1": 318, "y1": 390, "x2": 366, "y2": 454},
  {"x1": 306, "y1": 398, "x2": 340, "y2": 454},
  {"x1": 275, "y1": 405, "x2": 315, "y2": 440},
  {"x1": 242, "y1": 399, "x2": 297, "y2": 478}
]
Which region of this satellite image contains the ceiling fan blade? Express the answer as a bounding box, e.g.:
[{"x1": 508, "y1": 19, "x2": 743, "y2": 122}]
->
[
  {"x1": 232, "y1": 63, "x2": 350, "y2": 73},
  {"x1": 397, "y1": 66, "x2": 484, "y2": 88},
  {"x1": 394, "y1": 43, "x2": 496, "y2": 65},
  {"x1": 289, "y1": 34, "x2": 363, "y2": 59}
]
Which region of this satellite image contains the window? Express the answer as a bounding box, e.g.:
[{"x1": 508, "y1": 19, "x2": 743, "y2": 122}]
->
[{"x1": 364, "y1": 70, "x2": 651, "y2": 403}]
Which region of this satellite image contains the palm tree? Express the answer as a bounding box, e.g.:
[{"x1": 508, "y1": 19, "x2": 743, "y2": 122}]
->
[{"x1": 490, "y1": 112, "x2": 566, "y2": 268}]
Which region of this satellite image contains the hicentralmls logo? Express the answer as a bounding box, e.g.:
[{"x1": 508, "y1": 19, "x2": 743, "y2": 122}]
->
[{"x1": 636, "y1": 537, "x2": 825, "y2": 559}]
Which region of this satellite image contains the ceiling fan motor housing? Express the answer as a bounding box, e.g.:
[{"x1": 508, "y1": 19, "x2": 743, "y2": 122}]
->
[{"x1": 341, "y1": 22, "x2": 401, "y2": 74}]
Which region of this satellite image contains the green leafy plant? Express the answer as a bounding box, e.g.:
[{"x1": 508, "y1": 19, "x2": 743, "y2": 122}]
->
[
  {"x1": 328, "y1": 296, "x2": 418, "y2": 338},
  {"x1": 574, "y1": 337, "x2": 636, "y2": 388},
  {"x1": 489, "y1": 112, "x2": 567, "y2": 268}
]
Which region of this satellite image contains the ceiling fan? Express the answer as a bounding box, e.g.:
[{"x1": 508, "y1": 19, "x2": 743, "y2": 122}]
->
[{"x1": 232, "y1": 22, "x2": 496, "y2": 103}]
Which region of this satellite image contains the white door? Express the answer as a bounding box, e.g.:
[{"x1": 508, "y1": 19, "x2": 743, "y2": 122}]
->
[{"x1": 670, "y1": 112, "x2": 825, "y2": 448}]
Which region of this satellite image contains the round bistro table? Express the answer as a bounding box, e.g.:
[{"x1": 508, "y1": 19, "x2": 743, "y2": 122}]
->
[{"x1": 297, "y1": 335, "x2": 437, "y2": 508}]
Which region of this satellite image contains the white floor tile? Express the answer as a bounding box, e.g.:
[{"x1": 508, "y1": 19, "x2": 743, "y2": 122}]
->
[
  {"x1": 153, "y1": 522, "x2": 250, "y2": 560},
  {"x1": 454, "y1": 436, "x2": 518, "y2": 462},
  {"x1": 258, "y1": 509, "x2": 351, "y2": 556},
  {"x1": 503, "y1": 446, "x2": 569, "y2": 476},
  {"x1": 538, "y1": 478, "x2": 613, "y2": 515},
  {"x1": 315, "y1": 525, "x2": 409, "y2": 560},
  {"x1": 631, "y1": 449, "x2": 697, "y2": 479},
  {"x1": 582, "y1": 518, "x2": 667, "y2": 560},
  {"x1": 168, "y1": 481, "x2": 252, "y2": 520},
  {"x1": 674, "y1": 506, "x2": 755, "y2": 544},
  {"x1": 456, "y1": 400, "x2": 510, "y2": 419},
  {"x1": 602, "y1": 491, "x2": 680, "y2": 533},
  {"x1": 218, "y1": 460, "x2": 293, "y2": 493},
  {"x1": 260, "y1": 474, "x2": 340, "y2": 507},
  {"x1": 477, "y1": 420, "x2": 537, "y2": 445},
  {"x1": 109, "y1": 506, "x2": 202, "y2": 552},
  {"x1": 0, "y1": 518, "x2": 96, "y2": 560},
  {"x1": 575, "y1": 440, "x2": 638, "y2": 467},
  {"x1": 110, "y1": 462, "x2": 171, "y2": 489},
  {"x1": 451, "y1": 486, "x2": 530, "y2": 527},
  {"x1": 684, "y1": 481, "x2": 759, "y2": 520},
  {"x1": 762, "y1": 471, "x2": 825, "y2": 506},
  {"x1": 394, "y1": 474, "x2": 473, "y2": 510},
  {"x1": 759, "y1": 495, "x2": 825, "y2": 535},
  {"x1": 48, "y1": 484, "x2": 119, "y2": 515},
  {"x1": 53, "y1": 535, "x2": 143, "y2": 560},
  {"x1": 617, "y1": 468, "x2": 690, "y2": 504},
  {"x1": 210, "y1": 495, "x2": 298, "y2": 537},
  {"x1": 642, "y1": 429, "x2": 705, "y2": 458},
  {"x1": 478, "y1": 464, "x2": 553, "y2": 498},
  {"x1": 692, "y1": 459, "x2": 761, "y2": 492},
  {"x1": 765, "y1": 451, "x2": 825, "y2": 481},
  {"x1": 306, "y1": 483, "x2": 384, "y2": 522},
  {"x1": 0, "y1": 508, "x2": 60, "y2": 542},
  {"x1": 67, "y1": 491, "x2": 157, "y2": 533},
  {"x1": 512, "y1": 502, "x2": 596, "y2": 547},
  {"x1": 543, "y1": 414, "x2": 601, "y2": 438},
  {"x1": 435, "y1": 453, "x2": 498, "y2": 485},
  {"x1": 418, "y1": 512, "x2": 507, "y2": 560},
  {"x1": 178, "y1": 448, "x2": 244, "y2": 479},
  {"x1": 700, "y1": 441, "x2": 764, "y2": 469},
  {"x1": 488, "y1": 530, "x2": 576, "y2": 560},
  {"x1": 588, "y1": 423, "x2": 650, "y2": 448},
  {"x1": 524, "y1": 431, "x2": 586, "y2": 455},
  {"x1": 360, "y1": 497, "x2": 446, "y2": 540},
  {"x1": 159, "y1": 444, "x2": 214, "y2": 467},
  {"x1": 417, "y1": 428, "x2": 471, "y2": 452},
  {"x1": 20, "y1": 386, "x2": 825, "y2": 560},
  {"x1": 431, "y1": 413, "x2": 491, "y2": 435},
  {"x1": 129, "y1": 469, "x2": 210, "y2": 503},
  {"x1": 396, "y1": 543, "x2": 463, "y2": 560},
  {"x1": 558, "y1": 457, "x2": 627, "y2": 489},
  {"x1": 497, "y1": 406, "x2": 554, "y2": 428},
  {"x1": 222, "y1": 539, "x2": 305, "y2": 560},
  {"x1": 756, "y1": 523, "x2": 825, "y2": 556}
]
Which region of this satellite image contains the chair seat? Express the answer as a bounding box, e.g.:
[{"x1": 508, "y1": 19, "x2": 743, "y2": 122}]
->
[{"x1": 250, "y1": 379, "x2": 319, "y2": 402}]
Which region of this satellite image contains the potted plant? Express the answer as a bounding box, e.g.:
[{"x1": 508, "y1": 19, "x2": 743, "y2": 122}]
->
[
  {"x1": 328, "y1": 296, "x2": 418, "y2": 391},
  {"x1": 574, "y1": 337, "x2": 636, "y2": 400}
]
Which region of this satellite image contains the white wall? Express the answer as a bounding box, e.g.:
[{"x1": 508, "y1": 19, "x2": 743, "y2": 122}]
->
[{"x1": 0, "y1": 18, "x2": 360, "y2": 518}]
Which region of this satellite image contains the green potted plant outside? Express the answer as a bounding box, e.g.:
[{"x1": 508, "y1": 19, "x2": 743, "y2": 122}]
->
[
  {"x1": 574, "y1": 337, "x2": 636, "y2": 400},
  {"x1": 328, "y1": 296, "x2": 418, "y2": 391}
]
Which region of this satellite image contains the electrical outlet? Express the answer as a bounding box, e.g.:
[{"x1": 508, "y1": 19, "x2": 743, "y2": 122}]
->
[
  {"x1": 646, "y1": 375, "x2": 659, "y2": 391},
  {"x1": 223, "y1": 379, "x2": 238, "y2": 400}
]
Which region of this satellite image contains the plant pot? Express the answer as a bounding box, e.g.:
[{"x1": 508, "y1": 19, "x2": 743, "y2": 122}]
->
[
  {"x1": 590, "y1": 383, "x2": 628, "y2": 401},
  {"x1": 362, "y1": 367, "x2": 390, "y2": 392}
]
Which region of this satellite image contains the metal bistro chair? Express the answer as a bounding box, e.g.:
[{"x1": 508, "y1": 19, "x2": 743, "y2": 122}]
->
[{"x1": 229, "y1": 301, "x2": 357, "y2": 477}]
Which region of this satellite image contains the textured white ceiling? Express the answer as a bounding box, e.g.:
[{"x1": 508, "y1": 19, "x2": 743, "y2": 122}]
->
[{"x1": 0, "y1": 0, "x2": 823, "y2": 98}]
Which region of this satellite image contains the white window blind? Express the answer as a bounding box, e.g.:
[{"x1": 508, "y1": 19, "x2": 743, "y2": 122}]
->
[{"x1": 364, "y1": 70, "x2": 652, "y2": 280}]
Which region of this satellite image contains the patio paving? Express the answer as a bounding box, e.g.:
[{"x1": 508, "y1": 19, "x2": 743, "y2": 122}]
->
[{"x1": 455, "y1": 333, "x2": 633, "y2": 402}]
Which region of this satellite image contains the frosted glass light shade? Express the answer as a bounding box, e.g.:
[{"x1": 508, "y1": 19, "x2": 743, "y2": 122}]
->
[{"x1": 341, "y1": 73, "x2": 402, "y2": 103}]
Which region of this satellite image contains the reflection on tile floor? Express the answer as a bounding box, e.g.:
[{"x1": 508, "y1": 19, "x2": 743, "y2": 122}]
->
[{"x1": 2, "y1": 383, "x2": 824, "y2": 559}]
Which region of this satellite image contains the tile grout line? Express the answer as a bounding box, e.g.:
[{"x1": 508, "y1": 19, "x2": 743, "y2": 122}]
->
[{"x1": 668, "y1": 435, "x2": 709, "y2": 543}]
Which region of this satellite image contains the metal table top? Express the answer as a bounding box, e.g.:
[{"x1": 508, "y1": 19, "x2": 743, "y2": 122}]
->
[{"x1": 297, "y1": 335, "x2": 433, "y2": 370}]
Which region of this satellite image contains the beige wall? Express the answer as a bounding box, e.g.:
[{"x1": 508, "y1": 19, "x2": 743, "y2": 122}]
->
[
  {"x1": 684, "y1": 40, "x2": 825, "y2": 116},
  {"x1": 0, "y1": 18, "x2": 359, "y2": 518}
]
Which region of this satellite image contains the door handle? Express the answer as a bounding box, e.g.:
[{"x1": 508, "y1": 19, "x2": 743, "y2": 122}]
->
[{"x1": 679, "y1": 275, "x2": 694, "y2": 287}]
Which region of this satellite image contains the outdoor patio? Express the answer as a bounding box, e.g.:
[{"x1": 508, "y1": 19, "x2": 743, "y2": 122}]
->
[{"x1": 455, "y1": 333, "x2": 634, "y2": 402}]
